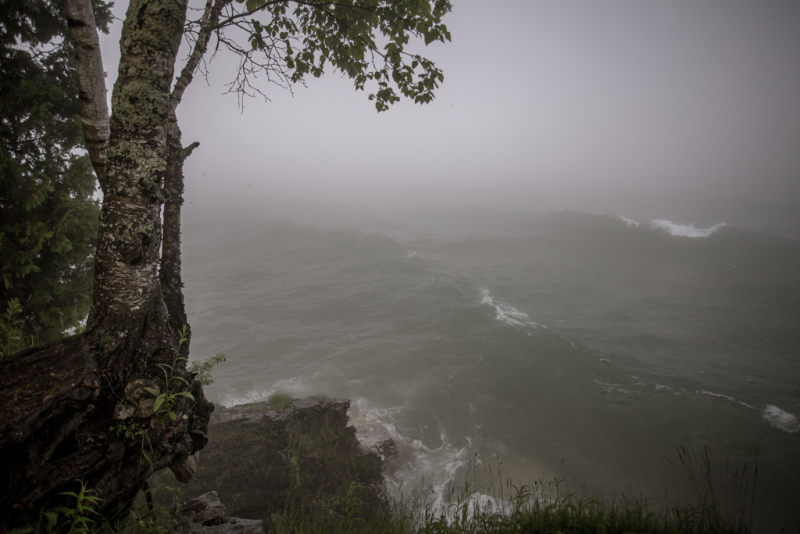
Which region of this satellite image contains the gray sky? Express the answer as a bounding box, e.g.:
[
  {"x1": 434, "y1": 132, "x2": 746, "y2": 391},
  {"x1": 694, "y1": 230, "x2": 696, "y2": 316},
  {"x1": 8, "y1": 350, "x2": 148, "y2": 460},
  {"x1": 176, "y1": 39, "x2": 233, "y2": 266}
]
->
[{"x1": 100, "y1": 1, "x2": 800, "y2": 238}]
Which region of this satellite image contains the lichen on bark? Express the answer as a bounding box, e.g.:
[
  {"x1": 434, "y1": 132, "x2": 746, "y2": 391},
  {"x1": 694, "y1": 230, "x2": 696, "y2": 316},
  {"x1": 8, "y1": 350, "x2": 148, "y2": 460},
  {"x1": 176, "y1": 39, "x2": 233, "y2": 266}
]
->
[{"x1": 0, "y1": 0, "x2": 212, "y2": 526}]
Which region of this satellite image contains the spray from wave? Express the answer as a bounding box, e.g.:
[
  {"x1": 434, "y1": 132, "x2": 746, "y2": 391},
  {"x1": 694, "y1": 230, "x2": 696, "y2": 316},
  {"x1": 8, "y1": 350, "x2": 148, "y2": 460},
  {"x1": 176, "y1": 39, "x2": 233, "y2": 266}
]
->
[{"x1": 348, "y1": 398, "x2": 475, "y2": 514}]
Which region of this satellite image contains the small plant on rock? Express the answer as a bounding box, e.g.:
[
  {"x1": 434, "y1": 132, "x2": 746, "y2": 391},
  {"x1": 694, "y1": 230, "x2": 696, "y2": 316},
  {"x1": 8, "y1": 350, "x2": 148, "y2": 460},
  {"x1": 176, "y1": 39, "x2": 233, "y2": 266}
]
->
[
  {"x1": 144, "y1": 326, "x2": 195, "y2": 423},
  {"x1": 108, "y1": 420, "x2": 154, "y2": 467}
]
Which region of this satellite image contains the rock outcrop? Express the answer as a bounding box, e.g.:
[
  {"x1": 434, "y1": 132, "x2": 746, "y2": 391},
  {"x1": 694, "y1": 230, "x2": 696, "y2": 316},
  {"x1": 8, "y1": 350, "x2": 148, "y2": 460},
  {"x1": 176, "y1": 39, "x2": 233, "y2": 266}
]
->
[{"x1": 155, "y1": 397, "x2": 395, "y2": 525}]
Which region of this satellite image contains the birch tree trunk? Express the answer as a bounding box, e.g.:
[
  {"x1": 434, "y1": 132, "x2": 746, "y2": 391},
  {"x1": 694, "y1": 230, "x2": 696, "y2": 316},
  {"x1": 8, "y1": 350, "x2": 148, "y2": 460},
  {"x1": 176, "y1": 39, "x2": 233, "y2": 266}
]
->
[
  {"x1": 0, "y1": 0, "x2": 212, "y2": 526},
  {"x1": 87, "y1": 0, "x2": 186, "y2": 379}
]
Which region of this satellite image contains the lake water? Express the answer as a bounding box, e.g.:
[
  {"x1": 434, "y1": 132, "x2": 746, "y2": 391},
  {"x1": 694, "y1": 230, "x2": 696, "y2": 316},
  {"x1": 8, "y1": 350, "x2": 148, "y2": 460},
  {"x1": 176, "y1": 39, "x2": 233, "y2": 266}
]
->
[{"x1": 182, "y1": 207, "x2": 800, "y2": 530}]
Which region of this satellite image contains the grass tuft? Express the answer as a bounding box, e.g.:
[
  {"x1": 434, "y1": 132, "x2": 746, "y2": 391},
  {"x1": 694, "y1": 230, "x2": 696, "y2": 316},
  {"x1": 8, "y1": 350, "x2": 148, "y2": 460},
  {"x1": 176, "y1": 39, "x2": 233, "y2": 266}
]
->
[
  {"x1": 267, "y1": 391, "x2": 293, "y2": 411},
  {"x1": 263, "y1": 445, "x2": 767, "y2": 534},
  {"x1": 11, "y1": 445, "x2": 782, "y2": 534}
]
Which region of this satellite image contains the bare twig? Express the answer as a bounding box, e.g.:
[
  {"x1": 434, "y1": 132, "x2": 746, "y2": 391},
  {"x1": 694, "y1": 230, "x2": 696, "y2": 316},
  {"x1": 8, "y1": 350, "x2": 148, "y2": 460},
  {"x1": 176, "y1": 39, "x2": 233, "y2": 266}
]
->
[{"x1": 172, "y1": 0, "x2": 232, "y2": 107}]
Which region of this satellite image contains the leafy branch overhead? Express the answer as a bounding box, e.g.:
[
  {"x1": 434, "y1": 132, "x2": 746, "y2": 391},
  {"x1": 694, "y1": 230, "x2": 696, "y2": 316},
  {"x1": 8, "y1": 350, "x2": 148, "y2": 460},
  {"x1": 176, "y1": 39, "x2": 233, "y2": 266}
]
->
[{"x1": 194, "y1": 0, "x2": 451, "y2": 110}]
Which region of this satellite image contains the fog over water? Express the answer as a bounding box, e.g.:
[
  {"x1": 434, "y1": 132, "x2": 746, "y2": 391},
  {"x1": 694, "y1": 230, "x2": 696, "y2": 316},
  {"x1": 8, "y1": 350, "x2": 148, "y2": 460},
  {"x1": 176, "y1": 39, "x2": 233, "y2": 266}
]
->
[
  {"x1": 99, "y1": 0, "x2": 800, "y2": 528},
  {"x1": 181, "y1": 205, "x2": 800, "y2": 531},
  {"x1": 97, "y1": 0, "x2": 800, "y2": 239}
]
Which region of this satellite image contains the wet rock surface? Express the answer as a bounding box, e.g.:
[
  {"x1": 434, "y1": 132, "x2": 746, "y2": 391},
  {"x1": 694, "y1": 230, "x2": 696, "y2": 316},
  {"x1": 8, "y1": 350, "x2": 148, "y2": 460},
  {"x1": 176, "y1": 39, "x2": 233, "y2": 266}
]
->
[{"x1": 354, "y1": 421, "x2": 397, "y2": 460}]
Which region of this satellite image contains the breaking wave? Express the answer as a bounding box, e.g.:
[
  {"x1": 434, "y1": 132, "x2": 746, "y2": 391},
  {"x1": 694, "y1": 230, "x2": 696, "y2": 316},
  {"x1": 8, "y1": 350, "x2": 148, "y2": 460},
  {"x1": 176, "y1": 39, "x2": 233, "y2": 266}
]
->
[
  {"x1": 615, "y1": 215, "x2": 726, "y2": 238},
  {"x1": 648, "y1": 219, "x2": 726, "y2": 238},
  {"x1": 618, "y1": 216, "x2": 640, "y2": 227}
]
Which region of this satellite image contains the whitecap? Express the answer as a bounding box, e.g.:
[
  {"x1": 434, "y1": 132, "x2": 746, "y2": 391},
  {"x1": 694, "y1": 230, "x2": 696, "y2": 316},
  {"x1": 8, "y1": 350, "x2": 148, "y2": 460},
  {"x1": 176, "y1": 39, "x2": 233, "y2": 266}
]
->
[
  {"x1": 762, "y1": 405, "x2": 800, "y2": 433},
  {"x1": 220, "y1": 375, "x2": 313, "y2": 407},
  {"x1": 648, "y1": 219, "x2": 726, "y2": 238},
  {"x1": 618, "y1": 216, "x2": 640, "y2": 227},
  {"x1": 594, "y1": 378, "x2": 636, "y2": 397},
  {"x1": 698, "y1": 390, "x2": 736, "y2": 402},
  {"x1": 480, "y1": 290, "x2": 544, "y2": 328},
  {"x1": 695, "y1": 390, "x2": 754, "y2": 409}
]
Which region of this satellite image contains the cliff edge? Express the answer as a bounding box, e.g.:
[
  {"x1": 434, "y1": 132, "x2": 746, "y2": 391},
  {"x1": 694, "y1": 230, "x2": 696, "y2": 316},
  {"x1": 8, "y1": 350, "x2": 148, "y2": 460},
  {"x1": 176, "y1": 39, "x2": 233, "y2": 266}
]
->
[{"x1": 159, "y1": 397, "x2": 395, "y2": 526}]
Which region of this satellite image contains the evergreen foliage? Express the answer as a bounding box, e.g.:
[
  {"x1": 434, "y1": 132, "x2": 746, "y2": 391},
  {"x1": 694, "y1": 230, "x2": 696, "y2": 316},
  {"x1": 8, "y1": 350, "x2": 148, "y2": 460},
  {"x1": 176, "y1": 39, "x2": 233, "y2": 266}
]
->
[{"x1": 0, "y1": 0, "x2": 112, "y2": 346}]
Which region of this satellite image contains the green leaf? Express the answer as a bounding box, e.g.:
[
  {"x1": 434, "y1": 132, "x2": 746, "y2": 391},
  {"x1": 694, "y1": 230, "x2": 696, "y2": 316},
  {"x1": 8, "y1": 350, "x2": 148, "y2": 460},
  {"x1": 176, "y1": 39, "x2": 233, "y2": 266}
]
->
[
  {"x1": 153, "y1": 394, "x2": 166, "y2": 413},
  {"x1": 245, "y1": 0, "x2": 263, "y2": 11},
  {"x1": 143, "y1": 387, "x2": 159, "y2": 396},
  {"x1": 169, "y1": 411, "x2": 177, "y2": 421},
  {"x1": 175, "y1": 391, "x2": 195, "y2": 400},
  {"x1": 44, "y1": 511, "x2": 59, "y2": 527}
]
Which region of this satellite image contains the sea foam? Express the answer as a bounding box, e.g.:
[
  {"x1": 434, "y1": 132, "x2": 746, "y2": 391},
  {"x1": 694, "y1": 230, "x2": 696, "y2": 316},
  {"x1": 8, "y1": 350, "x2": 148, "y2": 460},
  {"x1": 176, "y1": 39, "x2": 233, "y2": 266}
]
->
[
  {"x1": 762, "y1": 405, "x2": 800, "y2": 433},
  {"x1": 648, "y1": 219, "x2": 726, "y2": 238},
  {"x1": 481, "y1": 290, "x2": 544, "y2": 328}
]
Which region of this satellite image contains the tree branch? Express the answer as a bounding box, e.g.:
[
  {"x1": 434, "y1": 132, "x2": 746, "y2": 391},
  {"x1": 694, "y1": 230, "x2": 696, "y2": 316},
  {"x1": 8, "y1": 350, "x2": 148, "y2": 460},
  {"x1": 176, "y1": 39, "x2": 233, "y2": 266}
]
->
[
  {"x1": 63, "y1": 0, "x2": 109, "y2": 187},
  {"x1": 172, "y1": 0, "x2": 232, "y2": 106},
  {"x1": 181, "y1": 141, "x2": 200, "y2": 161}
]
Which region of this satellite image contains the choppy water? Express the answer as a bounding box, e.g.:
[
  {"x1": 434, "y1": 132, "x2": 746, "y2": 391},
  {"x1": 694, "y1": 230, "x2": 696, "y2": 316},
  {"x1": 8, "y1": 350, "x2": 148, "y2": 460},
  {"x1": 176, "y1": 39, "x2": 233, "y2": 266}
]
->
[{"x1": 182, "y1": 209, "x2": 800, "y2": 529}]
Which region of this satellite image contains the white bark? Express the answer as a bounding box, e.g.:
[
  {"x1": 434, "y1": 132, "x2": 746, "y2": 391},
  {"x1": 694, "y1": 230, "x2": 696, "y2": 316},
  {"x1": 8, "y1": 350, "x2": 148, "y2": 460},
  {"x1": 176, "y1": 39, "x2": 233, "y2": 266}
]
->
[{"x1": 64, "y1": 0, "x2": 110, "y2": 186}]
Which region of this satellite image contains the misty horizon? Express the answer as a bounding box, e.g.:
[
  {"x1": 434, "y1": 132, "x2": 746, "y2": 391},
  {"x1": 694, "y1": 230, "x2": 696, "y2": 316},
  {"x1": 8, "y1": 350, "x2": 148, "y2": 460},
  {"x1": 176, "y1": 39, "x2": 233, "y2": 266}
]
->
[{"x1": 94, "y1": 0, "x2": 800, "y2": 240}]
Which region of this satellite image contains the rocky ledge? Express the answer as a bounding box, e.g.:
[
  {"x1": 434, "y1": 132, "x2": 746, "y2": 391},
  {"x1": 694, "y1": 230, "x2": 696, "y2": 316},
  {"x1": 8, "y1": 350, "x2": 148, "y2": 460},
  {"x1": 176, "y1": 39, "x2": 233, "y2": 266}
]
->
[{"x1": 160, "y1": 397, "x2": 396, "y2": 526}]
